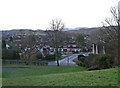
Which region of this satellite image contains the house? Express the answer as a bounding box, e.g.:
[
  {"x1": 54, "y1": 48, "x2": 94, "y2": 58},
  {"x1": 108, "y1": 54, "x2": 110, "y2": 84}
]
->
[
  {"x1": 6, "y1": 44, "x2": 10, "y2": 49},
  {"x1": 20, "y1": 47, "x2": 40, "y2": 60}
]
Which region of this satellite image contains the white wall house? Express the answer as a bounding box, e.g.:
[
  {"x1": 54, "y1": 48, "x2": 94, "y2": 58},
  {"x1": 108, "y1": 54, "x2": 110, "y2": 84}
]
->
[{"x1": 6, "y1": 44, "x2": 10, "y2": 49}]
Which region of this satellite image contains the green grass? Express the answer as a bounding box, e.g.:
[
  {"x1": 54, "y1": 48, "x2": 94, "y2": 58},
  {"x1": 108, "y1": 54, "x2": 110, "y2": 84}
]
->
[
  {"x1": 2, "y1": 65, "x2": 86, "y2": 78},
  {"x1": 2, "y1": 64, "x2": 119, "y2": 86}
]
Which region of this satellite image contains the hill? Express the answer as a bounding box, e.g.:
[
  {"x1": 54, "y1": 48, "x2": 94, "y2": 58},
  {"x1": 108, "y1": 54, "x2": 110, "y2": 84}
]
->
[
  {"x1": 2, "y1": 27, "x2": 100, "y2": 39},
  {"x1": 2, "y1": 29, "x2": 46, "y2": 39},
  {"x1": 65, "y1": 27, "x2": 100, "y2": 34}
]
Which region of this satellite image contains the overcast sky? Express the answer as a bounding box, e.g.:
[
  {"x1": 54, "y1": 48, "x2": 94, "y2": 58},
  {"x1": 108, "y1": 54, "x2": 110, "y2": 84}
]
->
[{"x1": 0, "y1": 0, "x2": 119, "y2": 30}]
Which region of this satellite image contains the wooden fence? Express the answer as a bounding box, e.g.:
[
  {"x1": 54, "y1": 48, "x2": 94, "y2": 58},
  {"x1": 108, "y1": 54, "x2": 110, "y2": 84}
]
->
[{"x1": 2, "y1": 60, "x2": 48, "y2": 66}]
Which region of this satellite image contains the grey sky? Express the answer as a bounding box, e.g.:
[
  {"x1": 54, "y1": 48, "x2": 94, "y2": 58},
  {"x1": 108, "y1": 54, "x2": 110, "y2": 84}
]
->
[{"x1": 0, "y1": 0, "x2": 119, "y2": 30}]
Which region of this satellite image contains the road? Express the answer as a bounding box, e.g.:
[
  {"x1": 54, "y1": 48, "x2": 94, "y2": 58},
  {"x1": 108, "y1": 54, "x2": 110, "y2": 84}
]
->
[{"x1": 48, "y1": 54, "x2": 79, "y2": 66}]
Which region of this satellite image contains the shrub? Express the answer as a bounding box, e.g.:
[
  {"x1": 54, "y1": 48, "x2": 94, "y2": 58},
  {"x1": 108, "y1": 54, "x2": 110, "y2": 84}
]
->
[
  {"x1": 78, "y1": 54, "x2": 85, "y2": 58},
  {"x1": 99, "y1": 54, "x2": 114, "y2": 69},
  {"x1": 78, "y1": 55, "x2": 85, "y2": 62},
  {"x1": 79, "y1": 61, "x2": 85, "y2": 67},
  {"x1": 2, "y1": 48, "x2": 20, "y2": 60},
  {"x1": 84, "y1": 54, "x2": 114, "y2": 70},
  {"x1": 84, "y1": 54, "x2": 100, "y2": 68},
  {"x1": 77, "y1": 54, "x2": 86, "y2": 67},
  {"x1": 44, "y1": 54, "x2": 55, "y2": 61},
  {"x1": 36, "y1": 53, "x2": 43, "y2": 60},
  {"x1": 75, "y1": 60, "x2": 85, "y2": 67}
]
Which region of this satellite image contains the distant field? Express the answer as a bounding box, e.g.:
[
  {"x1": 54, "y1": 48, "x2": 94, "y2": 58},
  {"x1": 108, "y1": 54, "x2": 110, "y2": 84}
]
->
[{"x1": 2, "y1": 64, "x2": 119, "y2": 86}]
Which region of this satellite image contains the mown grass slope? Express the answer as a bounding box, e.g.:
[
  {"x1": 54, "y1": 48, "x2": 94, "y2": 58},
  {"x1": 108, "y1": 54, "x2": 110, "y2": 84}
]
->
[
  {"x1": 2, "y1": 65, "x2": 118, "y2": 86},
  {"x1": 2, "y1": 65, "x2": 86, "y2": 78}
]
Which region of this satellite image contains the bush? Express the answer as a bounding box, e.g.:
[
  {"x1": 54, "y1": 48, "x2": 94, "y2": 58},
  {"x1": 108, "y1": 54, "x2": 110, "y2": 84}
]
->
[
  {"x1": 2, "y1": 48, "x2": 20, "y2": 60},
  {"x1": 78, "y1": 54, "x2": 85, "y2": 58},
  {"x1": 36, "y1": 53, "x2": 43, "y2": 60},
  {"x1": 79, "y1": 61, "x2": 85, "y2": 67},
  {"x1": 44, "y1": 54, "x2": 55, "y2": 61},
  {"x1": 77, "y1": 55, "x2": 86, "y2": 67},
  {"x1": 99, "y1": 54, "x2": 114, "y2": 69},
  {"x1": 76, "y1": 60, "x2": 85, "y2": 67},
  {"x1": 84, "y1": 54, "x2": 114, "y2": 70},
  {"x1": 84, "y1": 54, "x2": 100, "y2": 68},
  {"x1": 78, "y1": 55, "x2": 85, "y2": 62}
]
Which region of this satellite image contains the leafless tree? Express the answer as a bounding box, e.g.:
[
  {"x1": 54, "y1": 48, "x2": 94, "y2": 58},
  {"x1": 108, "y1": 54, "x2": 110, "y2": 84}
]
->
[
  {"x1": 86, "y1": 5, "x2": 120, "y2": 66},
  {"x1": 99, "y1": 5, "x2": 120, "y2": 66},
  {"x1": 48, "y1": 19, "x2": 65, "y2": 66}
]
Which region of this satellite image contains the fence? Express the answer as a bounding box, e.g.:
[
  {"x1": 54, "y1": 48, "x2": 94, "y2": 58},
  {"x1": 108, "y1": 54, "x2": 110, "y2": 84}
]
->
[{"x1": 2, "y1": 60, "x2": 48, "y2": 66}]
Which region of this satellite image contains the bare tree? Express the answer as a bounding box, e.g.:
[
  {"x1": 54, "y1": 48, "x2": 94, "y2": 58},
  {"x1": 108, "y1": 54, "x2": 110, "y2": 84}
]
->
[
  {"x1": 98, "y1": 5, "x2": 120, "y2": 66},
  {"x1": 48, "y1": 19, "x2": 65, "y2": 66},
  {"x1": 86, "y1": 5, "x2": 120, "y2": 66}
]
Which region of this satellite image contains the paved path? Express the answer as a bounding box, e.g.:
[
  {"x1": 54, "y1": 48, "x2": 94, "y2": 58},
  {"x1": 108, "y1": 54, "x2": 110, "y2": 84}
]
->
[
  {"x1": 79, "y1": 52, "x2": 91, "y2": 56},
  {"x1": 48, "y1": 54, "x2": 79, "y2": 66}
]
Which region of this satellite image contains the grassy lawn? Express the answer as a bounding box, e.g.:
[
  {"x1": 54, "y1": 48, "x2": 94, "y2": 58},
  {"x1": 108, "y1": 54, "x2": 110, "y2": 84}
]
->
[{"x1": 2, "y1": 64, "x2": 119, "y2": 86}]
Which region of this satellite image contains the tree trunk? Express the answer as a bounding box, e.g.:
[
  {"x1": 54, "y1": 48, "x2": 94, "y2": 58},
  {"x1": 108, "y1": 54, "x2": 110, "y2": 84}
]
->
[
  {"x1": 56, "y1": 47, "x2": 59, "y2": 66},
  {"x1": 56, "y1": 59, "x2": 59, "y2": 66}
]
